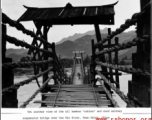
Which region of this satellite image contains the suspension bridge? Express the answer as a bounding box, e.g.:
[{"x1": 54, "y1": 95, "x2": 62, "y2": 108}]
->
[{"x1": 2, "y1": 1, "x2": 151, "y2": 108}]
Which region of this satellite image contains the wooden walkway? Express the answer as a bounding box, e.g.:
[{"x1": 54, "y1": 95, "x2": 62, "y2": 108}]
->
[
  {"x1": 34, "y1": 60, "x2": 112, "y2": 107},
  {"x1": 72, "y1": 64, "x2": 84, "y2": 84},
  {"x1": 34, "y1": 84, "x2": 111, "y2": 107}
]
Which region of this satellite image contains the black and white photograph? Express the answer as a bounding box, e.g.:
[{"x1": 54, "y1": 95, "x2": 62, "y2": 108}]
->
[{"x1": 1, "y1": 0, "x2": 151, "y2": 111}]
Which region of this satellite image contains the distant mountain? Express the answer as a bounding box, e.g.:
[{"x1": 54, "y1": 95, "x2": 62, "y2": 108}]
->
[
  {"x1": 6, "y1": 30, "x2": 136, "y2": 62},
  {"x1": 56, "y1": 28, "x2": 108, "y2": 44},
  {"x1": 118, "y1": 47, "x2": 136, "y2": 60},
  {"x1": 56, "y1": 40, "x2": 78, "y2": 58},
  {"x1": 116, "y1": 31, "x2": 136, "y2": 43},
  {"x1": 56, "y1": 31, "x2": 136, "y2": 59}
]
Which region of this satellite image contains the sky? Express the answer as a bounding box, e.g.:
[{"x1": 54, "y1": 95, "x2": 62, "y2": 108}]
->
[{"x1": 2, "y1": 0, "x2": 140, "y2": 48}]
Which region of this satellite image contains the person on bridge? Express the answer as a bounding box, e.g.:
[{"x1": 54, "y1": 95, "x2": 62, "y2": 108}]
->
[{"x1": 77, "y1": 73, "x2": 81, "y2": 79}]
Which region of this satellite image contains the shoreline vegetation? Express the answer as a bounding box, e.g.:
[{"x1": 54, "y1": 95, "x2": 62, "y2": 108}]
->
[
  {"x1": 14, "y1": 68, "x2": 72, "y2": 77},
  {"x1": 13, "y1": 55, "x2": 132, "y2": 77},
  {"x1": 14, "y1": 68, "x2": 34, "y2": 76}
]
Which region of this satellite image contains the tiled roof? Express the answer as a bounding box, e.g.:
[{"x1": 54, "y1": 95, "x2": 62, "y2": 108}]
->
[{"x1": 18, "y1": 2, "x2": 118, "y2": 25}]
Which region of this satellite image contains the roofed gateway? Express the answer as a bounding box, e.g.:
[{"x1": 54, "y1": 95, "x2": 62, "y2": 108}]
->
[
  {"x1": 17, "y1": 2, "x2": 118, "y2": 63},
  {"x1": 18, "y1": 2, "x2": 118, "y2": 25}
]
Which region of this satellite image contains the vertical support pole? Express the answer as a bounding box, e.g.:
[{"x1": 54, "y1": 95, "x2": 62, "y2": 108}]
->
[
  {"x1": 108, "y1": 28, "x2": 114, "y2": 83},
  {"x1": 29, "y1": 22, "x2": 43, "y2": 75},
  {"x1": 94, "y1": 24, "x2": 102, "y2": 41},
  {"x1": 80, "y1": 52, "x2": 85, "y2": 76},
  {"x1": 115, "y1": 37, "x2": 120, "y2": 88},
  {"x1": 150, "y1": 1, "x2": 152, "y2": 108},
  {"x1": 42, "y1": 25, "x2": 49, "y2": 82},
  {"x1": 91, "y1": 39, "x2": 96, "y2": 85},
  {"x1": 2, "y1": 24, "x2": 6, "y2": 62},
  {"x1": 87, "y1": 66, "x2": 91, "y2": 84},
  {"x1": 94, "y1": 24, "x2": 111, "y2": 91},
  {"x1": 127, "y1": 0, "x2": 150, "y2": 107},
  {"x1": 74, "y1": 52, "x2": 76, "y2": 64},
  {"x1": 41, "y1": 25, "x2": 49, "y2": 107},
  {"x1": 2, "y1": 24, "x2": 18, "y2": 108},
  {"x1": 52, "y1": 42, "x2": 58, "y2": 84}
]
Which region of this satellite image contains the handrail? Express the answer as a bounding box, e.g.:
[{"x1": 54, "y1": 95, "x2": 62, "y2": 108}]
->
[
  {"x1": 54, "y1": 64, "x2": 65, "y2": 83},
  {"x1": 90, "y1": 2, "x2": 151, "y2": 107},
  {"x1": 19, "y1": 75, "x2": 54, "y2": 108},
  {"x1": 54, "y1": 55, "x2": 67, "y2": 77},
  {"x1": 96, "y1": 61, "x2": 150, "y2": 76},
  {"x1": 2, "y1": 67, "x2": 53, "y2": 93},
  {"x1": 96, "y1": 71, "x2": 142, "y2": 107},
  {"x1": 94, "y1": 8, "x2": 147, "y2": 48},
  {"x1": 71, "y1": 57, "x2": 76, "y2": 83},
  {"x1": 81, "y1": 56, "x2": 85, "y2": 78},
  {"x1": 52, "y1": 83, "x2": 61, "y2": 107},
  {"x1": 54, "y1": 56, "x2": 69, "y2": 83},
  {"x1": 95, "y1": 35, "x2": 149, "y2": 56},
  {"x1": 55, "y1": 72, "x2": 64, "y2": 83},
  {"x1": 97, "y1": 78, "x2": 119, "y2": 107},
  {"x1": 91, "y1": 83, "x2": 99, "y2": 107},
  {"x1": 2, "y1": 13, "x2": 69, "y2": 108}
]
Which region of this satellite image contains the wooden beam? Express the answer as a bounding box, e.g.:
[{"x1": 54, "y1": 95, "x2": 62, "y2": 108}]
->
[
  {"x1": 115, "y1": 37, "x2": 120, "y2": 88},
  {"x1": 91, "y1": 39, "x2": 96, "y2": 85},
  {"x1": 28, "y1": 22, "x2": 43, "y2": 55},
  {"x1": 94, "y1": 24, "x2": 102, "y2": 42},
  {"x1": 108, "y1": 28, "x2": 114, "y2": 83},
  {"x1": 41, "y1": 25, "x2": 49, "y2": 107}
]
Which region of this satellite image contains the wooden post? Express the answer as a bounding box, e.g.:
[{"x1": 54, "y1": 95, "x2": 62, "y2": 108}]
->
[
  {"x1": 41, "y1": 25, "x2": 49, "y2": 107},
  {"x1": 150, "y1": 1, "x2": 152, "y2": 108},
  {"x1": 115, "y1": 37, "x2": 120, "y2": 88},
  {"x1": 88, "y1": 66, "x2": 91, "y2": 84},
  {"x1": 29, "y1": 22, "x2": 43, "y2": 74},
  {"x1": 94, "y1": 24, "x2": 110, "y2": 90},
  {"x1": 140, "y1": 0, "x2": 150, "y2": 9},
  {"x1": 91, "y1": 39, "x2": 96, "y2": 85},
  {"x1": 42, "y1": 25, "x2": 49, "y2": 81},
  {"x1": 2, "y1": 24, "x2": 18, "y2": 108},
  {"x1": 52, "y1": 42, "x2": 58, "y2": 84},
  {"x1": 80, "y1": 52, "x2": 85, "y2": 76},
  {"x1": 94, "y1": 24, "x2": 102, "y2": 41},
  {"x1": 55, "y1": 63, "x2": 65, "y2": 83},
  {"x1": 108, "y1": 28, "x2": 114, "y2": 83}
]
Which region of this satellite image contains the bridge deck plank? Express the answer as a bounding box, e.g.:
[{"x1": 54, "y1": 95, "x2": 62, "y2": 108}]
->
[
  {"x1": 34, "y1": 84, "x2": 112, "y2": 107},
  {"x1": 34, "y1": 58, "x2": 113, "y2": 107}
]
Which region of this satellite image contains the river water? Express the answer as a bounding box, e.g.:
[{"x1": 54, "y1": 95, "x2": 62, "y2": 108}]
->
[{"x1": 14, "y1": 70, "x2": 131, "y2": 108}]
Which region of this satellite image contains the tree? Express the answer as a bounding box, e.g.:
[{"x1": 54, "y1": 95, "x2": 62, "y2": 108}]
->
[
  {"x1": 83, "y1": 55, "x2": 91, "y2": 67},
  {"x1": 60, "y1": 58, "x2": 73, "y2": 68},
  {"x1": 20, "y1": 56, "x2": 31, "y2": 62}
]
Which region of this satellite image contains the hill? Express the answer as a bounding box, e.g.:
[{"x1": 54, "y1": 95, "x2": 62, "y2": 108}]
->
[
  {"x1": 56, "y1": 31, "x2": 136, "y2": 59},
  {"x1": 6, "y1": 30, "x2": 136, "y2": 62},
  {"x1": 56, "y1": 28, "x2": 108, "y2": 44}
]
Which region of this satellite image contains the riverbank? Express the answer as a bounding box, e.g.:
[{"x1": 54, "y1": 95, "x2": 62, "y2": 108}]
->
[
  {"x1": 14, "y1": 68, "x2": 34, "y2": 76},
  {"x1": 14, "y1": 68, "x2": 73, "y2": 77}
]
